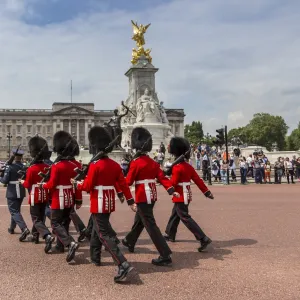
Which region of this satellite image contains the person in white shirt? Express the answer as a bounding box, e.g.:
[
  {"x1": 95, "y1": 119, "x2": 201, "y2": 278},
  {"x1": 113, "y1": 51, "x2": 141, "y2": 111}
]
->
[
  {"x1": 164, "y1": 157, "x2": 172, "y2": 168},
  {"x1": 246, "y1": 154, "x2": 254, "y2": 178},
  {"x1": 284, "y1": 157, "x2": 295, "y2": 184}
]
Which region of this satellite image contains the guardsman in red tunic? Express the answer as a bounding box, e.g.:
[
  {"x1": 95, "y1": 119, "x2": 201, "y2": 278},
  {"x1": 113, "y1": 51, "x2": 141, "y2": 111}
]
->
[
  {"x1": 73, "y1": 126, "x2": 136, "y2": 283},
  {"x1": 122, "y1": 127, "x2": 178, "y2": 266},
  {"x1": 164, "y1": 137, "x2": 214, "y2": 252},
  {"x1": 41, "y1": 131, "x2": 82, "y2": 263},
  {"x1": 20, "y1": 136, "x2": 55, "y2": 253}
]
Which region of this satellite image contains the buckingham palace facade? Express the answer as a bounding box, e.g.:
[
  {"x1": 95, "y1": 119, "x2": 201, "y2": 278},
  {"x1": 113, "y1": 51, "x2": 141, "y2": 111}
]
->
[{"x1": 0, "y1": 102, "x2": 185, "y2": 160}]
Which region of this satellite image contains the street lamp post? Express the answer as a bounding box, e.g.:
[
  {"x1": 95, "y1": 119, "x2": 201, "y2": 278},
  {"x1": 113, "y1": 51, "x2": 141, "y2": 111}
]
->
[{"x1": 6, "y1": 133, "x2": 12, "y2": 158}]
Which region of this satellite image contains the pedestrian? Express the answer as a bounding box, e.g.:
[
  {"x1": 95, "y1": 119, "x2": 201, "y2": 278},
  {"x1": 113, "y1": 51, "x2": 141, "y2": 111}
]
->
[
  {"x1": 122, "y1": 127, "x2": 178, "y2": 266},
  {"x1": 264, "y1": 161, "x2": 271, "y2": 183},
  {"x1": 73, "y1": 126, "x2": 136, "y2": 282},
  {"x1": 0, "y1": 149, "x2": 30, "y2": 241},
  {"x1": 19, "y1": 136, "x2": 55, "y2": 251},
  {"x1": 239, "y1": 157, "x2": 247, "y2": 184},
  {"x1": 40, "y1": 131, "x2": 81, "y2": 262},
  {"x1": 164, "y1": 137, "x2": 214, "y2": 252},
  {"x1": 284, "y1": 157, "x2": 295, "y2": 184}
]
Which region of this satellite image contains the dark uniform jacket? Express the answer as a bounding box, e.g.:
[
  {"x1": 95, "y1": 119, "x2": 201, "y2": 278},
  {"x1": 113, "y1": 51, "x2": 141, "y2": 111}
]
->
[{"x1": 0, "y1": 162, "x2": 26, "y2": 199}]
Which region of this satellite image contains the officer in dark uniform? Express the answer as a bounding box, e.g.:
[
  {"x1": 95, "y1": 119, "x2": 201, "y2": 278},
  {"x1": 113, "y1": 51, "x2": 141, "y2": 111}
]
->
[{"x1": 0, "y1": 149, "x2": 30, "y2": 241}]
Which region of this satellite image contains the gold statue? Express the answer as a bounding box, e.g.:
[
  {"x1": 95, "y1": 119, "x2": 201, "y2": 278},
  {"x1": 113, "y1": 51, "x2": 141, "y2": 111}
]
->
[{"x1": 131, "y1": 20, "x2": 152, "y2": 65}]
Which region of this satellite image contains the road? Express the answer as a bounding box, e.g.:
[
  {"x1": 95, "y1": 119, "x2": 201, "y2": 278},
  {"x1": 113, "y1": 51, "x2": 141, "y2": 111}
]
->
[{"x1": 0, "y1": 184, "x2": 299, "y2": 300}]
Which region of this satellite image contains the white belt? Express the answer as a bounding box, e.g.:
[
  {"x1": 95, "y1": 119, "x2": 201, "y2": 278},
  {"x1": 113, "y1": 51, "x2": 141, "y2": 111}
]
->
[
  {"x1": 56, "y1": 185, "x2": 73, "y2": 209},
  {"x1": 9, "y1": 181, "x2": 21, "y2": 198},
  {"x1": 135, "y1": 179, "x2": 156, "y2": 204},
  {"x1": 94, "y1": 185, "x2": 114, "y2": 213},
  {"x1": 30, "y1": 184, "x2": 39, "y2": 206},
  {"x1": 178, "y1": 182, "x2": 191, "y2": 205}
]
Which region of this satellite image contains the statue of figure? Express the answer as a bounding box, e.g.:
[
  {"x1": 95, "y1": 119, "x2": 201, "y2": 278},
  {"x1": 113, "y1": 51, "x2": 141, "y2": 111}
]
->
[
  {"x1": 131, "y1": 20, "x2": 152, "y2": 64},
  {"x1": 136, "y1": 88, "x2": 162, "y2": 123},
  {"x1": 159, "y1": 101, "x2": 169, "y2": 124},
  {"x1": 104, "y1": 101, "x2": 130, "y2": 150}
]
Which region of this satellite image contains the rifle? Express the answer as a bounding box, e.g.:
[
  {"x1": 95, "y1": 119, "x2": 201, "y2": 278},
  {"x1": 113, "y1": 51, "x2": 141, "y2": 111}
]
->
[
  {"x1": 73, "y1": 134, "x2": 121, "y2": 181},
  {"x1": 0, "y1": 144, "x2": 21, "y2": 177},
  {"x1": 38, "y1": 139, "x2": 73, "y2": 183},
  {"x1": 18, "y1": 143, "x2": 48, "y2": 180},
  {"x1": 163, "y1": 148, "x2": 191, "y2": 176}
]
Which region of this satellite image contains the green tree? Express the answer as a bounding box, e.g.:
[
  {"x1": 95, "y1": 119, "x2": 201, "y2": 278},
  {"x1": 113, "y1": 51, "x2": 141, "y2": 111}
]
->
[
  {"x1": 245, "y1": 113, "x2": 288, "y2": 151},
  {"x1": 286, "y1": 122, "x2": 300, "y2": 150},
  {"x1": 227, "y1": 127, "x2": 248, "y2": 143},
  {"x1": 184, "y1": 121, "x2": 204, "y2": 145}
]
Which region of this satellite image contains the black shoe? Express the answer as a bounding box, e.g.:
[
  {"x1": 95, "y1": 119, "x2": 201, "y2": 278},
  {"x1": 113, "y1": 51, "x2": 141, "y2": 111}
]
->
[
  {"x1": 91, "y1": 260, "x2": 101, "y2": 266},
  {"x1": 66, "y1": 241, "x2": 79, "y2": 262},
  {"x1": 44, "y1": 235, "x2": 55, "y2": 253},
  {"x1": 164, "y1": 235, "x2": 175, "y2": 242},
  {"x1": 19, "y1": 228, "x2": 30, "y2": 242},
  {"x1": 152, "y1": 255, "x2": 172, "y2": 266},
  {"x1": 32, "y1": 235, "x2": 40, "y2": 244},
  {"x1": 114, "y1": 236, "x2": 120, "y2": 245},
  {"x1": 198, "y1": 236, "x2": 212, "y2": 252},
  {"x1": 8, "y1": 228, "x2": 15, "y2": 234},
  {"x1": 122, "y1": 239, "x2": 134, "y2": 253},
  {"x1": 78, "y1": 229, "x2": 87, "y2": 242},
  {"x1": 114, "y1": 261, "x2": 134, "y2": 283}
]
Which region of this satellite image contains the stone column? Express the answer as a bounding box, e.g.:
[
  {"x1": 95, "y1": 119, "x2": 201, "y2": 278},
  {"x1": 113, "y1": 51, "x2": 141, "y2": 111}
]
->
[
  {"x1": 53, "y1": 119, "x2": 57, "y2": 134},
  {"x1": 68, "y1": 120, "x2": 71, "y2": 134},
  {"x1": 84, "y1": 120, "x2": 88, "y2": 146},
  {"x1": 76, "y1": 120, "x2": 79, "y2": 142}
]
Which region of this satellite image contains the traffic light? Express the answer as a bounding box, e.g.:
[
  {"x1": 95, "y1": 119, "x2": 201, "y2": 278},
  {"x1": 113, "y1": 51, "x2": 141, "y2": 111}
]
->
[{"x1": 215, "y1": 128, "x2": 225, "y2": 146}]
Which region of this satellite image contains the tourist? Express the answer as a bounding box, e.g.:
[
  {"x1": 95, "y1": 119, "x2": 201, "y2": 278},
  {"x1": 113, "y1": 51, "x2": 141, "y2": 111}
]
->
[
  {"x1": 284, "y1": 157, "x2": 295, "y2": 184},
  {"x1": 239, "y1": 157, "x2": 247, "y2": 184},
  {"x1": 274, "y1": 157, "x2": 284, "y2": 184},
  {"x1": 220, "y1": 160, "x2": 228, "y2": 185},
  {"x1": 264, "y1": 161, "x2": 271, "y2": 183}
]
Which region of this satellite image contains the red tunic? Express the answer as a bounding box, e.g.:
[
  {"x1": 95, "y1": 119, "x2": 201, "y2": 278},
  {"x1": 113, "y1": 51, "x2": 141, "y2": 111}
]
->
[
  {"x1": 77, "y1": 157, "x2": 134, "y2": 213},
  {"x1": 126, "y1": 155, "x2": 175, "y2": 204},
  {"x1": 22, "y1": 163, "x2": 49, "y2": 206},
  {"x1": 43, "y1": 159, "x2": 83, "y2": 210},
  {"x1": 171, "y1": 161, "x2": 209, "y2": 204}
]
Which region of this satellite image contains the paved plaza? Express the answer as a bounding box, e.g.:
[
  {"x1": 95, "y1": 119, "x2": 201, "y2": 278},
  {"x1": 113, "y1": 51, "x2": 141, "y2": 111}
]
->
[{"x1": 0, "y1": 184, "x2": 299, "y2": 300}]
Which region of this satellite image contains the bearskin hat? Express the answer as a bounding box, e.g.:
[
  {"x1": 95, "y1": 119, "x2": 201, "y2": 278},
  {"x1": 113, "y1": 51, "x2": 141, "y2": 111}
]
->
[
  {"x1": 131, "y1": 127, "x2": 152, "y2": 152},
  {"x1": 52, "y1": 131, "x2": 73, "y2": 155},
  {"x1": 169, "y1": 137, "x2": 191, "y2": 159},
  {"x1": 88, "y1": 126, "x2": 112, "y2": 154},
  {"x1": 28, "y1": 136, "x2": 49, "y2": 159},
  {"x1": 67, "y1": 138, "x2": 80, "y2": 157}
]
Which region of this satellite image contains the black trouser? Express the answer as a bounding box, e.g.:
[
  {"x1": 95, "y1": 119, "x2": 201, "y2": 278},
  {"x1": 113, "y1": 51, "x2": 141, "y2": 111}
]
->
[
  {"x1": 30, "y1": 203, "x2": 51, "y2": 239},
  {"x1": 202, "y1": 168, "x2": 208, "y2": 180},
  {"x1": 125, "y1": 203, "x2": 172, "y2": 258},
  {"x1": 165, "y1": 203, "x2": 207, "y2": 241},
  {"x1": 69, "y1": 206, "x2": 86, "y2": 233},
  {"x1": 86, "y1": 214, "x2": 116, "y2": 238},
  {"x1": 91, "y1": 214, "x2": 126, "y2": 265},
  {"x1": 287, "y1": 170, "x2": 294, "y2": 183},
  {"x1": 51, "y1": 208, "x2": 74, "y2": 248}
]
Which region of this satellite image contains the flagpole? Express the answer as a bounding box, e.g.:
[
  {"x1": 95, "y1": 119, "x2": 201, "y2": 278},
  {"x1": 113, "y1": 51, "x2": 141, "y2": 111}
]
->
[{"x1": 71, "y1": 80, "x2": 72, "y2": 104}]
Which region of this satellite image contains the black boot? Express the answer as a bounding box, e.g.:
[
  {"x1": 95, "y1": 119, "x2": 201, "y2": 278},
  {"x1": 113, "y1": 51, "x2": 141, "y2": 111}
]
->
[
  {"x1": 164, "y1": 235, "x2": 175, "y2": 242},
  {"x1": 66, "y1": 241, "x2": 79, "y2": 262},
  {"x1": 19, "y1": 228, "x2": 30, "y2": 242},
  {"x1": 152, "y1": 255, "x2": 172, "y2": 266},
  {"x1": 44, "y1": 235, "x2": 55, "y2": 253},
  {"x1": 122, "y1": 239, "x2": 134, "y2": 253},
  {"x1": 8, "y1": 228, "x2": 15, "y2": 234},
  {"x1": 51, "y1": 245, "x2": 65, "y2": 253},
  {"x1": 32, "y1": 234, "x2": 40, "y2": 244},
  {"x1": 78, "y1": 229, "x2": 87, "y2": 243},
  {"x1": 198, "y1": 236, "x2": 212, "y2": 252},
  {"x1": 114, "y1": 261, "x2": 134, "y2": 283}
]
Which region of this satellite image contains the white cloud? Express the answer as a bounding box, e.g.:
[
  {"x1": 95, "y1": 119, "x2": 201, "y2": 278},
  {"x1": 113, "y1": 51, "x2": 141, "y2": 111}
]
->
[{"x1": 0, "y1": 0, "x2": 300, "y2": 135}]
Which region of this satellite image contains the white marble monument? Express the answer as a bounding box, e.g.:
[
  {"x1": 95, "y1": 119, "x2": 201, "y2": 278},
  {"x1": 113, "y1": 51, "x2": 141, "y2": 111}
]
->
[{"x1": 118, "y1": 55, "x2": 173, "y2": 152}]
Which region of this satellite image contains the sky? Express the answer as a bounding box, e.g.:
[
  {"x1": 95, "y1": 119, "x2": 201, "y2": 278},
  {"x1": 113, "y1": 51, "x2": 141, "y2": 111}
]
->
[{"x1": 0, "y1": 0, "x2": 300, "y2": 134}]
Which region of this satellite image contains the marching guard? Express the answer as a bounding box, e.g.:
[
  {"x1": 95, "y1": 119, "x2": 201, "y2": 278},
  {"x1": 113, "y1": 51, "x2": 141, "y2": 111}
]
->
[
  {"x1": 0, "y1": 149, "x2": 30, "y2": 241},
  {"x1": 164, "y1": 137, "x2": 214, "y2": 252},
  {"x1": 73, "y1": 126, "x2": 136, "y2": 282},
  {"x1": 122, "y1": 127, "x2": 179, "y2": 266},
  {"x1": 40, "y1": 131, "x2": 81, "y2": 262},
  {"x1": 19, "y1": 136, "x2": 55, "y2": 252}
]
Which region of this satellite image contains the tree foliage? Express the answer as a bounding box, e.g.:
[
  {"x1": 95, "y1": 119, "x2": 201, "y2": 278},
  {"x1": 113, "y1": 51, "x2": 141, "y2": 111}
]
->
[
  {"x1": 286, "y1": 122, "x2": 300, "y2": 151},
  {"x1": 184, "y1": 121, "x2": 204, "y2": 145},
  {"x1": 228, "y1": 113, "x2": 289, "y2": 151}
]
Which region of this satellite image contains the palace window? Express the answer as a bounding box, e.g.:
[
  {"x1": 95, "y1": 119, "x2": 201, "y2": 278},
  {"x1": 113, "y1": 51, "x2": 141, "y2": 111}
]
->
[{"x1": 27, "y1": 125, "x2": 32, "y2": 133}]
